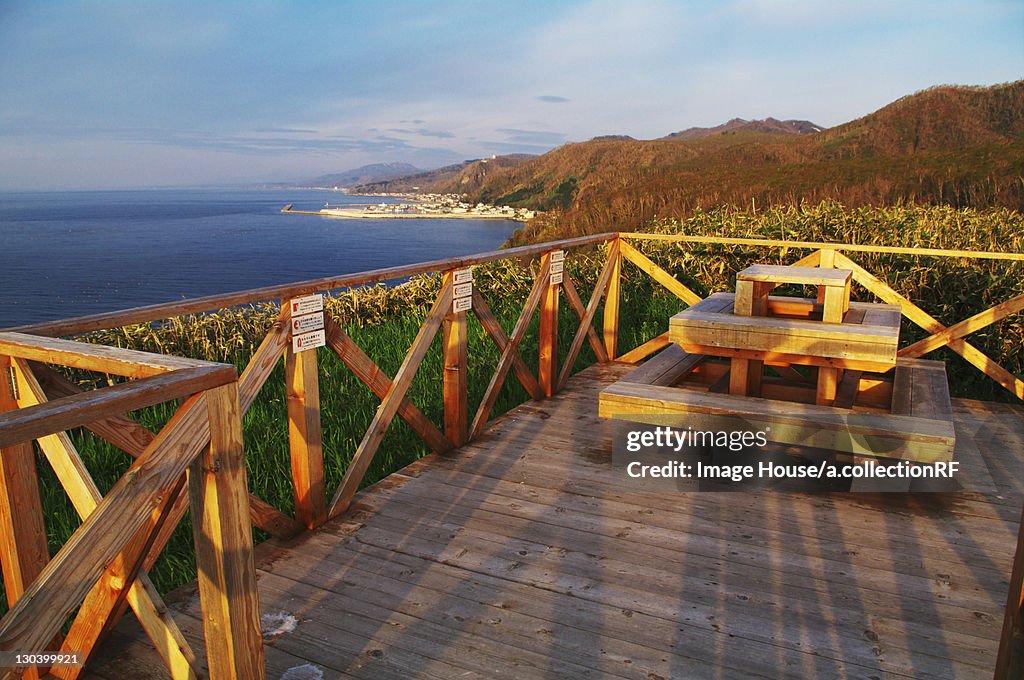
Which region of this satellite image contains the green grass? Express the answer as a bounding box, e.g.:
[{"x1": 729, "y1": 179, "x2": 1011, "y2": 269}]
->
[{"x1": 7, "y1": 202, "x2": 1023, "y2": 618}]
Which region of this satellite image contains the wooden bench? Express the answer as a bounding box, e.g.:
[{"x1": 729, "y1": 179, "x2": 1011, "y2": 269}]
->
[
  {"x1": 618, "y1": 344, "x2": 704, "y2": 387},
  {"x1": 601, "y1": 349, "x2": 955, "y2": 465}
]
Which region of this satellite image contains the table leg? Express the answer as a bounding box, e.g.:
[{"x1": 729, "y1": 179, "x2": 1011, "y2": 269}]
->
[
  {"x1": 735, "y1": 281, "x2": 771, "y2": 316},
  {"x1": 816, "y1": 365, "x2": 839, "y2": 405},
  {"x1": 730, "y1": 357, "x2": 762, "y2": 397},
  {"x1": 822, "y1": 285, "x2": 846, "y2": 323},
  {"x1": 734, "y1": 280, "x2": 755, "y2": 316}
]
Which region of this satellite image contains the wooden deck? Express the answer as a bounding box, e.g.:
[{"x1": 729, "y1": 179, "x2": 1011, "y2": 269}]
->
[{"x1": 87, "y1": 363, "x2": 1024, "y2": 679}]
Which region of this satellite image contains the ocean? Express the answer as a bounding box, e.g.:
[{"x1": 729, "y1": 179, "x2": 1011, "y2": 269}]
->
[{"x1": 0, "y1": 188, "x2": 520, "y2": 328}]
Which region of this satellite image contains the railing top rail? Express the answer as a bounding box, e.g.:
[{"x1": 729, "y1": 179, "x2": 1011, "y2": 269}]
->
[
  {"x1": 6, "y1": 230, "x2": 1021, "y2": 340},
  {"x1": 0, "y1": 364, "x2": 236, "y2": 448},
  {"x1": 5, "y1": 232, "x2": 617, "y2": 339},
  {"x1": 0, "y1": 331, "x2": 233, "y2": 378},
  {"x1": 620, "y1": 232, "x2": 1024, "y2": 262}
]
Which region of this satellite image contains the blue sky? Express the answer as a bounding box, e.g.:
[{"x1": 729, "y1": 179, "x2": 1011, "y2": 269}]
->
[{"x1": 0, "y1": 1, "x2": 1021, "y2": 189}]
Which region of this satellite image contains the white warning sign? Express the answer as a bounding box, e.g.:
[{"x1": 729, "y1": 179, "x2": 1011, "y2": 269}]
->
[
  {"x1": 550, "y1": 271, "x2": 563, "y2": 286},
  {"x1": 289, "y1": 294, "x2": 326, "y2": 352},
  {"x1": 452, "y1": 267, "x2": 473, "y2": 313},
  {"x1": 550, "y1": 250, "x2": 565, "y2": 262},
  {"x1": 291, "y1": 313, "x2": 325, "y2": 334},
  {"x1": 292, "y1": 329, "x2": 326, "y2": 353},
  {"x1": 290, "y1": 294, "x2": 323, "y2": 316}
]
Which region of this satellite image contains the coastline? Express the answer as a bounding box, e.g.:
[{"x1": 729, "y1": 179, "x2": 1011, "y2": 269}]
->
[
  {"x1": 281, "y1": 205, "x2": 524, "y2": 221},
  {"x1": 281, "y1": 193, "x2": 535, "y2": 221}
]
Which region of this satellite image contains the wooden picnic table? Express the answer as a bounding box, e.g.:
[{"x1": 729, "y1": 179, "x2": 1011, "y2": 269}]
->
[
  {"x1": 600, "y1": 263, "x2": 957, "y2": 476},
  {"x1": 670, "y1": 265, "x2": 897, "y2": 406}
]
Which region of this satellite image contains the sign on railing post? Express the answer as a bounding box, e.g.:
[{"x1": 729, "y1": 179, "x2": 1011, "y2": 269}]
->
[
  {"x1": 540, "y1": 252, "x2": 561, "y2": 397},
  {"x1": 290, "y1": 294, "x2": 326, "y2": 353},
  {"x1": 285, "y1": 295, "x2": 326, "y2": 529},
  {"x1": 452, "y1": 267, "x2": 473, "y2": 314},
  {"x1": 444, "y1": 269, "x2": 470, "y2": 446},
  {"x1": 549, "y1": 249, "x2": 564, "y2": 286}
]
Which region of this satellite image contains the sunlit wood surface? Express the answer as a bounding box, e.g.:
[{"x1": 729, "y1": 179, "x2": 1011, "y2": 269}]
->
[{"x1": 87, "y1": 363, "x2": 1024, "y2": 679}]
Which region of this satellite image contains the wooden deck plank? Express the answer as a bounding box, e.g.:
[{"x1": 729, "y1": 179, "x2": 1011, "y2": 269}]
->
[
  {"x1": 348, "y1": 474, "x2": 1010, "y2": 628},
  {"x1": 443, "y1": 417, "x2": 1015, "y2": 546},
  {"x1": 360, "y1": 467, "x2": 1013, "y2": 602},
  {"x1": 345, "y1": 483, "x2": 1006, "y2": 668},
  {"x1": 254, "y1": 534, "x2": 794, "y2": 680},
  {"x1": 329, "y1": 512, "x2": 992, "y2": 677},
  {"x1": 93, "y1": 363, "x2": 1024, "y2": 679}
]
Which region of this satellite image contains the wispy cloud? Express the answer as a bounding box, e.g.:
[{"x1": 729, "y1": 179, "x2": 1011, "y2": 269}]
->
[
  {"x1": 0, "y1": 120, "x2": 418, "y2": 157},
  {"x1": 252, "y1": 127, "x2": 319, "y2": 134},
  {"x1": 496, "y1": 128, "x2": 567, "y2": 145},
  {"x1": 387, "y1": 128, "x2": 456, "y2": 139},
  {"x1": 537, "y1": 95, "x2": 569, "y2": 103}
]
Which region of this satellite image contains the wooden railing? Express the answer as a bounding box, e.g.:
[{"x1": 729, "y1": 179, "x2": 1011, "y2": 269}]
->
[
  {"x1": 616, "y1": 233, "x2": 1024, "y2": 400},
  {"x1": 0, "y1": 333, "x2": 261, "y2": 680},
  {"x1": 1, "y1": 231, "x2": 1022, "y2": 678}
]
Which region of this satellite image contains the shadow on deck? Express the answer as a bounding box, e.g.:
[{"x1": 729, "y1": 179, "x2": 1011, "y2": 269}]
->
[{"x1": 87, "y1": 363, "x2": 1024, "y2": 679}]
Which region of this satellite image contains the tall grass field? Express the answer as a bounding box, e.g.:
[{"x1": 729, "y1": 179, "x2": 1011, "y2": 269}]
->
[{"x1": 8, "y1": 202, "x2": 1023, "y2": 615}]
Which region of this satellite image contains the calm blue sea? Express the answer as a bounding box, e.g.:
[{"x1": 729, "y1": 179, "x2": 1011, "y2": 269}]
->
[{"x1": 0, "y1": 188, "x2": 520, "y2": 327}]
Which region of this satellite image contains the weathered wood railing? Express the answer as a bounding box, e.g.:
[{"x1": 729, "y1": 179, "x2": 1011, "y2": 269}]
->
[
  {"x1": 0, "y1": 333, "x2": 262, "y2": 680},
  {"x1": 1, "y1": 231, "x2": 1022, "y2": 678}
]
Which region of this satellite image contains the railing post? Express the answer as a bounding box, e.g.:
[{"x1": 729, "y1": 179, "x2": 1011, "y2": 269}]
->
[
  {"x1": 818, "y1": 247, "x2": 836, "y2": 269},
  {"x1": 189, "y1": 382, "x2": 265, "y2": 680},
  {"x1": 603, "y1": 236, "x2": 622, "y2": 361},
  {"x1": 995, "y1": 503, "x2": 1024, "y2": 679},
  {"x1": 284, "y1": 313, "x2": 326, "y2": 530},
  {"x1": 443, "y1": 270, "x2": 469, "y2": 447},
  {"x1": 539, "y1": 251, "x2": 560, "y2": 397},
  {"x1": 0, "y1": 355, "x2": 49, "y2": 680},
  {"x1": 815, "y1": 248, "x2": 840, "y2": 405}
]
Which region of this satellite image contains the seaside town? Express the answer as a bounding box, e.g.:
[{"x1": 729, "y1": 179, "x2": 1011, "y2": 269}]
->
[{"x1": 282, "y1": 193, "x2": 536, "y2": 221}]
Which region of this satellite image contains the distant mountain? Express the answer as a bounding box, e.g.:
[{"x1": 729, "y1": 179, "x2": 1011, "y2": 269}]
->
[
  {"x1": 590, "y1": 135, "x2": 636, "y2": 142},
  {"x1": 662, "y1": 117, "x2": 823, "y2": 141},
  {"x1": 353, "y1": 154, "x2": 537, "y2": 194},
  {"x1": 423, "y1": 81, "x2": 1023, "y2": 243},
  {"x1": 305, "y1": 162, "x2": 420, "y2": 188},
  {"x1": 351, "y1": 161, "x2": 475, "y2": 193}
]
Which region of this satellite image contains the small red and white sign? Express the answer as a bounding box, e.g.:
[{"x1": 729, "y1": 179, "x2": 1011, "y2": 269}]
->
[
  {"x1": 550, "y1": 271, "x2": 563, "y2": 286},
  {"x1": 550, "y1": 260, "x2": 564, "y2": 274},
  {"x1": 290, "y1": 294, "x2": 323, "y2": 316},
  {"x1": 292, "y1": 328, "x2": 326, "y2": 353},
  {"x1": 290, "y1": 294, "x2": 325, "y2": 352},
  {"x1": 452, "y1": 267, "x2": 473, "y2": 313},
  {"x1": 550, "y1": 250, "x2": 564, "y2": 262},
  {"x1": 291, "y1": 312, "x2": 325, "y2": 334}
]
